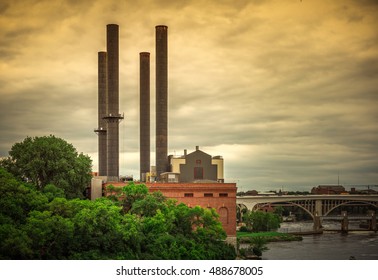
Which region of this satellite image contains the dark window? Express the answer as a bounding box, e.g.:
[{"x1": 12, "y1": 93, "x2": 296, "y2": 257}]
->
[
  {"x1": 196, "y1": 159, "x2": 202, "y2": 165},
  {"x1": 194, "y1": 167, "x2": 203, "y2": 180},
  {"x1": 204, "y1": 193, "x2": 213, "y2": 197},
  {"x1": 219, "y1": 193, "x2": 228, "y2": 197},
  {"x1": 184, "y1": 193, "x2": 194, "y2": 197}
]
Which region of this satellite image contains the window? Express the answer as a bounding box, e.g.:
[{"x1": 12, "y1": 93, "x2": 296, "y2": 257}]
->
[
  {"x1": 196, "y1": 159, "x2": 202, "y2": 164},
  {"x1": 194, "y1": 167, "x2": 203, "y2": 179},
  {"x1": 184, "y1": 193, "x2": 194, "y2": 197},
  {"x1": 219, "y1": 193, "x2": 228, "y2": 197},
  {"x1": 204, "y1": 193, "x2": 213, "y2": 197}
]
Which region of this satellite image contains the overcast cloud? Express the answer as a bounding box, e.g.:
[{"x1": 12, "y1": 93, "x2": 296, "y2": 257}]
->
[{"x1": 1, "y1": 0, "x2": 377, "y2": 191}]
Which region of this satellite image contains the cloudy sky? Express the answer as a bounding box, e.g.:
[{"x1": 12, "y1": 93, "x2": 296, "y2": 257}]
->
[{"x1": 1, "y1": 0, "x2": 377, "y2": 191}]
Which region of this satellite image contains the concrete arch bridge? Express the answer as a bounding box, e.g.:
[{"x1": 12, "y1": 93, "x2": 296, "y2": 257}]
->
[{"x1": 237, "y1": 195, "x2": 378, "y2": 231}]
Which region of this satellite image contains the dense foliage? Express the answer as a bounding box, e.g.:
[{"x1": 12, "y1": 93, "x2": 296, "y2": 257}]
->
[
  {"x1": 0, "y1": 135, "x2": 92, "y2": 199},
  {"x1": 0, "y1": 168, "x2": 235, "y2": 260},
  {"x1": 241, "y1": 210, "x2": 281, "y2": 232}
]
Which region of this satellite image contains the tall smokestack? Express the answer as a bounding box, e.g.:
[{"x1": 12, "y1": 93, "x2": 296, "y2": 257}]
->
[
  {"x1": 95, "y1": 51, "x2": 107, "y2": 176},
  {"x1": 105, "y1": 24, "x2": 123, "y2": 181},
  {"x1": 155, "y1": 25, "x2": 168, "y2": 180},
  {"x1": 140, "y1": 52, "x2": 150, "y2": 182}
]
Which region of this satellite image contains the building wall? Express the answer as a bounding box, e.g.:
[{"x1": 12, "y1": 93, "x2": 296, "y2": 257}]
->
[
  {"x1": 179, "y1": 149, "x2": 218, "y2": 182},
  {"x1": 211, "y1": 156, "x2": 224, "y2": 182},
  {"x1": 169, "y1": 156, "x2": 185, "y2": 174},
  {"x1": 91, "y1": 177, "x2": 107, "y2": 200},
  {"x1": 147, "y1": 182, "x2": 237, "y2": 236}
]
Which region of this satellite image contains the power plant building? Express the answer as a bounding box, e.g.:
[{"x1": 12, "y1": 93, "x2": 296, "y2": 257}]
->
[
  {"x1": 92, "y1": 24, "x2": 236, "y2": 240},
  {"x1": 167, "y1": 146, "x2": 224, "y2": 183}
]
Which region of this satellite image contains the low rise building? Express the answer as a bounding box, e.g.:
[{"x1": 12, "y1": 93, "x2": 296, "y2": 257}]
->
[{"x1": 311, "y1": 185, "x2": 346, "y2": 194}]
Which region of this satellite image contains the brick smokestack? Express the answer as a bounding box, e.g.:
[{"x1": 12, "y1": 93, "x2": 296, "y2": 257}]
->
[
  {"x1": 105, "y1": 24, "x2": 123, "y2": 181},
  {"x1": 155, "y1": 25, "x2": 168, "y2": 180},
  {"x1": 140, "y1": 52, "x2": 150, "y2": 182},
  {"x1": 95, "y1": 51, "x2": 107, "y2": 176}
]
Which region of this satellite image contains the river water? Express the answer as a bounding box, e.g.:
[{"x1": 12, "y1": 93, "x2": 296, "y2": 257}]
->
[{"x1": 263, "y1": 221, "x2": 378, "y2": 260}]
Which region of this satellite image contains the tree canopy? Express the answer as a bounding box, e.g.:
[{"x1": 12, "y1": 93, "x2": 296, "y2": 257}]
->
[
  {"x1": 241, "y1": 210, "x2": 281, "y2": 232},
  {"x1": 0, "y1": 135, "x2": 92, "y2": 199},
  {"x1": 0, "y1": 169, "x2": 235, "y2": 260}
]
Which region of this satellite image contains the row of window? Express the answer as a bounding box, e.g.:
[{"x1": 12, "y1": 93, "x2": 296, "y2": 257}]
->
[{"x1": 184, "y1": 193, "x2": 228, "y2": 197}]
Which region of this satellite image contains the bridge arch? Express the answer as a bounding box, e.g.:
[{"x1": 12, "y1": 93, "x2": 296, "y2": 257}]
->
[
  {"x1": 256, "y1": 202, "x2": 315, "y2": 220},
  {"x1": 237, "y1": 203, "x2": 248, "y2": 212},
  {"x1": 324, "y1": 201, "x2": 378, "y2": 216}
]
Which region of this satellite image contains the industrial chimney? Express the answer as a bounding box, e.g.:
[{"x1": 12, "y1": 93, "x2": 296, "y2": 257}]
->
[
  {"x1": 104, "y1": 24, "x2": 123, "y2": 181},
  {"x1": 94, "y1": 51, "x2": 108, "y2": 176},
  {"x1": 155, "y1": 25, "x2": 168, "y2": 180},
  {"x1": 140, "y1": 52, "x2": 150, "y2": 182}
]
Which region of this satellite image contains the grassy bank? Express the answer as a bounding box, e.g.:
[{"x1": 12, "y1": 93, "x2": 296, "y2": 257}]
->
[{"x1": 237, "y1": 231, "x2": 303, "y2": 243}]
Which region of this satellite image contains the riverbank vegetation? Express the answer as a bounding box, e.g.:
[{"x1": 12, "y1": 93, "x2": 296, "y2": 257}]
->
[
  {"x1": 239, "y1": 209, "x2": 282, "y2": 232},
  {"x1": 0, "y1": 136, "x2": 235, "y2": 260},
  {"x1": 238, "y1": 231, "x2": 303, "y2": 242},
  {"x1": 236, "y1": 231, "x2": 302, "y2": 259},
  {"x1": 236, "y1": 209, "x2": 302, "y2": 259}
]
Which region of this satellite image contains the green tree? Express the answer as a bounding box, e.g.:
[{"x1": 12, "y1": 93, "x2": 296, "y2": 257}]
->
[
  {"x1": 0, "y1": 135, "x2": 92, "y2": 198},
  {"x1": 0, "y1": 176, "x2": 236, "y2": 260},
  {"x1": 117, "y1": 183, "x2": 236, "y2": 260},
  {"x1": 273, "y1": 206, "x2": 284, "y2": 217},
  {"x1": 0, "y1": 168, "x2": 46, "y2": 259},
  {"x1": 239, "y1": 236, "x2": 269, "y2": 259},
  {"x1": 42, "y1": 184, "x2": 66, "y2": 202},
  {"x1": 23, "y1": 210, "x2": 74, "y2": 259},
  {"x1": 0, "y1": 223, "x2": 32, "y2": 259},
  {"x1": 250, "y1": 236, "x2": 269, "y2": 257},
  {"x1": 0, "y1": 168, "x2": 48, "y2": 225},
  {"x1": 242, "y1": 210, "x2": 281, "y2": 232}
]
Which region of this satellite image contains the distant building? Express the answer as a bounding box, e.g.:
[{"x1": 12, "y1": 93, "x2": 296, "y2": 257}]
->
[
  {"x1": 350, "y1": 187, "x2": 378, "y2": 194},
  {"x1": 168, "y1": 146, "x2": 224, "y2": 183},
  {"x1": 311, "y1": 185, "x2": 346, "y2": 194},
  {"x1": 245, "y1": 190, "x2": 259, "y2": 196}
]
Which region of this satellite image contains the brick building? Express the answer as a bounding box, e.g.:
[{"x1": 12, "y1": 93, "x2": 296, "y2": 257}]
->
[
  {"x1": 102, "y1": 181, "x2": 237, "y2": 238},
  {"x1": 147, "y1": 182, "x2": 236, "y2": 237}
]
